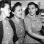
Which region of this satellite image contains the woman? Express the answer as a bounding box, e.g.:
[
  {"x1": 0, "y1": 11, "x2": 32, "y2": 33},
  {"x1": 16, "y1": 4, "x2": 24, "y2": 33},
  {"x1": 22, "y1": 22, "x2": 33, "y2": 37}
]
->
[
  {"x1": 11, "y1": 2, "x2": 25, "y2": 44},
  {"x1": 0, "y1": 1, "x2": 18, "y2": 44},
  {"x1": 24, "y1": 2, "x2": 44, "y2": 44}
]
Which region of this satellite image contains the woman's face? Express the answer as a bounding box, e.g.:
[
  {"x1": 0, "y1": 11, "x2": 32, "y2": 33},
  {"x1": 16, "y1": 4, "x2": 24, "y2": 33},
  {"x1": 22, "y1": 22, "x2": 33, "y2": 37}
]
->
[
  {"x1": 1, "y1": 3, "x2": 11, "y2": 17},
  {"x1": 28, "y1": 4, "x2": 37, "y2": 16},
  {"x1": 14, "y1": 6, "x2": 22, "y2": 18}
]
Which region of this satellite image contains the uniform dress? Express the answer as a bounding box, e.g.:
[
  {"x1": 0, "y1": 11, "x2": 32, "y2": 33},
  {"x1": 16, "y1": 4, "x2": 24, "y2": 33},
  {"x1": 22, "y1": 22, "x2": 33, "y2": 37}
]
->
[
  {"x1": 24, "y1": 14, "x2": 42, "y2": 44},
  {"x1": 12, "y1": 18, "x2": 25, "y2": 44},
  {"x1": 1, "y1": 19, "x2": 14, "y2": 44}
]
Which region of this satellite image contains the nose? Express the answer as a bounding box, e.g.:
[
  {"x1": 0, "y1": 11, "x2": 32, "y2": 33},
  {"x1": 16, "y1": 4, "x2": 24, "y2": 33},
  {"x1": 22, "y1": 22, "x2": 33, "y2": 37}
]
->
[{"x1": 29, "y1": 9, "x2": 32, "y2": 13}]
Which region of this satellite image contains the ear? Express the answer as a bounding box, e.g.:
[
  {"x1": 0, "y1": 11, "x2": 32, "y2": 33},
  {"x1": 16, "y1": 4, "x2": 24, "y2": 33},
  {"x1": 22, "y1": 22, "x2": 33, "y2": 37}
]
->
[
  {"x1": 1, "y1": 8, "x2": 4, "y2": 11},
  {"x1": 12, "y1": 12, "x2": 15, "y2": 14}
]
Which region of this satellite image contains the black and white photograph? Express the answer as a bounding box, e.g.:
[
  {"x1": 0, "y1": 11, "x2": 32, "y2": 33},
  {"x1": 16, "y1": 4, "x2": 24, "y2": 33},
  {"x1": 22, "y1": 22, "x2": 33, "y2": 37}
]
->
[{"x1": 0, "y1": 0, "x2": 44, "y2": 44}]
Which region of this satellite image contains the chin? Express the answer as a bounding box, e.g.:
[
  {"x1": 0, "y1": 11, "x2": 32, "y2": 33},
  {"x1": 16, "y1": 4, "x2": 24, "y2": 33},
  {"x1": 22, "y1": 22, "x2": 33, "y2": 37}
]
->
[
  {"x1": 30, "y1": 13, "x2": 34, "y2": 16},
  {"x1": 30, "y1": 14, "x2": 33, "y2": 16},
  {"x1": 7, "y1": 15, "x2": 10, "y2": 17}
]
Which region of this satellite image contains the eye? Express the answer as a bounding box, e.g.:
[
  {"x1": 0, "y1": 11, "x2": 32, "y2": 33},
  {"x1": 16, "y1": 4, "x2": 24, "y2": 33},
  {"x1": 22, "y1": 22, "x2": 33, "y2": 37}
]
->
[{"x1": 18, "y1": 9, "x2": 21, "y2": 12}]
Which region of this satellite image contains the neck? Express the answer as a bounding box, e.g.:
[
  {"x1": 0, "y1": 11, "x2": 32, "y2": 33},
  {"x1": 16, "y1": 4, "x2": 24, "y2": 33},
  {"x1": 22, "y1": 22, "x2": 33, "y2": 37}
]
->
[
  {"x1": 14, "y1": 15, "x2": 20, "y2": 22},
  {"x1": 32, "y1": 15, "x2": 36, "y2": 18},
  {"x1": 1, "y1": 12, "x2": 6, "y2": 21},
  {"x1": 30, "y1": 14, "x2": 36, "y2": 18}
]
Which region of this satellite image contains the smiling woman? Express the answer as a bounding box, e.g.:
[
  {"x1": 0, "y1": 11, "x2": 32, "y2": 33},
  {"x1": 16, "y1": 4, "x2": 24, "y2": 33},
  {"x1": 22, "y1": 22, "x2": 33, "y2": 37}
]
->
[
  {"x1": 11, "y1": 2, "x2": 25, "y2": 44},
  {"x1": 24, "y1": 2, "x2": 44, "y2": 44}
]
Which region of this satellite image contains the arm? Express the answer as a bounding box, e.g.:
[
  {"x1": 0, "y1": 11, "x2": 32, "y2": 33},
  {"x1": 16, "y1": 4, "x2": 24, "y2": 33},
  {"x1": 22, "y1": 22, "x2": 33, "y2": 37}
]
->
[{"x1": 24, "y1": 17, "x2": 44, "y2": 40}]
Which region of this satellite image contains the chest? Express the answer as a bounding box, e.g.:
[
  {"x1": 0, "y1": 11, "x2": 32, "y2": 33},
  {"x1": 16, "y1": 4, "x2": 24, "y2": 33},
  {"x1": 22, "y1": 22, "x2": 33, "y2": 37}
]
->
[
  {"x1": 2, "y1": 20, "x2": 14, "y2": 41},
  {"x1": 12, "y1": 19, "x2": 25, "y2": 38},
  {"x1": 30, "y1": 18, "x2": 42, "y2": 32},
  {"x1": 16, "y1": 22, "x2": 25, "y2": 35},
  {"x1": 31, "y1": 20, "x2": 40, "y2": 27}
]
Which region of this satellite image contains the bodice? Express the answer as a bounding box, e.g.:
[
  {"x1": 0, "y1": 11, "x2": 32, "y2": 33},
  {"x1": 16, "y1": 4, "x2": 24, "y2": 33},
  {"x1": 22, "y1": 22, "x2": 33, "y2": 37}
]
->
[
  {"x1": 2, "y1": 20, "x2": 14, "y2": 44},
  {"x1": 25, "y1": 15, "x2": 42, "y2": 33}
]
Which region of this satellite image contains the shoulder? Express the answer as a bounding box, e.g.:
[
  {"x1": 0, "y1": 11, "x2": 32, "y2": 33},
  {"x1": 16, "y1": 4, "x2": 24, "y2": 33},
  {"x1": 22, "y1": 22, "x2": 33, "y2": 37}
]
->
[
  {"x1": 37, "y1": 14, "x2": 41, "y2": 19},
  {"x1": 24, "y1": 14, "x2": 30, "y2": 22},
  {"x1": 11, "y1": 17, "x2": 14, "y2": 21},
  {"x1": 24, "y1": 15, "x2": 31, "y2": 31},
  {"x1": 24, "y1": 14, "x2": 31, "y2": 27},
  {"x1": 36, "y1": 15, "x2": 42, "y2": 26},
  {"x1": 10, "y1": 17, "x2": 14, "y2": 23},
  {"x1": 9, "y1": 18, "x2": 13, "y2": 23},
  {"x1": 6, "y1": 18, "x2": 10, "y2": 21}
]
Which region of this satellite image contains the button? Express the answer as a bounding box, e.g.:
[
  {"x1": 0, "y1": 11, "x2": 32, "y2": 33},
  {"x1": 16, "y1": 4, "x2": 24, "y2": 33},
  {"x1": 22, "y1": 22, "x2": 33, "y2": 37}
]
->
[
  {"x1": 20, "y1": 35, "x2": 23, "y2": 37},
  {"x1": 8, "y1": 33, "x2": 9, "y2": 34},
  {"x1": 7, "y1": 27, "x2": 9, "y2": 29},
  {"x1": 39, "y1": 25, "x2": 40, "y2": 27},
  {"x1": 21, "y1": 30, "x2": 22, "y2": 32},
  {"x1": 37, "y1": 21, "x2": 38, "y2": 22}
]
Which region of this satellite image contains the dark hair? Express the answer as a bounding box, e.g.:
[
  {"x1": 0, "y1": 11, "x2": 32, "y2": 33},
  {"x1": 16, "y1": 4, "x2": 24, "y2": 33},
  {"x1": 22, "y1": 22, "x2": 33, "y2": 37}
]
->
[
  {"x1": 25, "y1": 2, "x2": 40, "y2": 16},
  {"x1": 12, "y1": 2, "x2": 22, "y2": 12},
  {"x1": 0, "y1": 0, "x2": 11, "y2": 9}
]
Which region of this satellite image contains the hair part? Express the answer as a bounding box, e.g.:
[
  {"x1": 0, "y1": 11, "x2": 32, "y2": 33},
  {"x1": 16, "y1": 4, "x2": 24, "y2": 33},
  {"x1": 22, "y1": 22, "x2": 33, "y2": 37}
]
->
[{"x1": 12, "y1": 2, "x2": 22, "y2": 12}]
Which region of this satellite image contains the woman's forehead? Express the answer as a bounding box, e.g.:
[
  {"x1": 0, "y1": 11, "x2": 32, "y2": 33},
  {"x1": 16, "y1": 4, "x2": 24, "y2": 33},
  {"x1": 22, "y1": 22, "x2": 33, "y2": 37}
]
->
[
  {"x1": 15, "y1": 6, "x2": 22, "y2": 10},
  {"x1": 29, "y1": 5, "x2": 35, "y2": 8}
]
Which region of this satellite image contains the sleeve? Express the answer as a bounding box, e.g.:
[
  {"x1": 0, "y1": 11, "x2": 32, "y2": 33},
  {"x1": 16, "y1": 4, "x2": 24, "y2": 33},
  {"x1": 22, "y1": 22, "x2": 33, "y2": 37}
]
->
[
  {"x1": 24, "y1": 17, "x2": 32, "y2": 33},
  {"x1": 38, "y1": 16, "x2": 42, "y2": 28}
]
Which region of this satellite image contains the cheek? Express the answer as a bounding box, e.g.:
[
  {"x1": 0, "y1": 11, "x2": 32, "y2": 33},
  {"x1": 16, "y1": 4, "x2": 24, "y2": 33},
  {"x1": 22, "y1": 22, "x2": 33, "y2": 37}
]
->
[
  {"x1": 5, "y1": 11, "x2": 9, "y2": 15},
  {"x1": 4, "y1": 10, "x2": 10, "y2": 16},
  {"x1": 17, "y1": 12, "x2": 19, "y2": 14},
  {"x1": 32, "y1": 9, "x2": 36, "y2": 13},
  {"x1": 15, "y1": 10, "x2": 22, "y2": 17},
  {"x1": 15, "y1": 12, "x2": 20, "y2": 15},
  {"x1": 4, "y1": 10, "x2": 8, "y2": 14}
]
